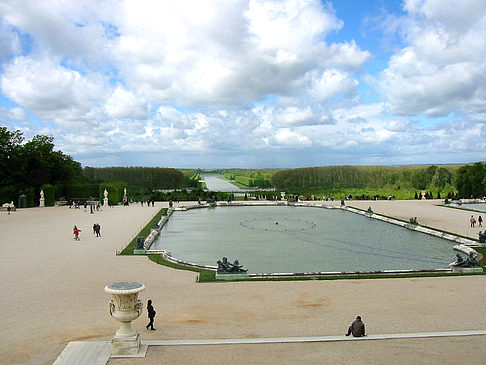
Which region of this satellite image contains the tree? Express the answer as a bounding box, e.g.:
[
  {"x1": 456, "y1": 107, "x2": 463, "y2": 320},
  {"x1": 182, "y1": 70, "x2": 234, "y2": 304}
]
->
[
  {"x1": 0, "y1": 127, "x2": 82, "y2": 190},
  {"x1": 0, "y1": 127, "x2": 24, "y2": 185},
  {"x1": 455, "y1": 162, "x2": 486, "y2": 198}
]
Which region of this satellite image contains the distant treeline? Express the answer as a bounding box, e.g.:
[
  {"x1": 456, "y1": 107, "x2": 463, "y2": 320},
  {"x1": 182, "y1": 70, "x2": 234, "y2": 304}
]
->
[
  {"x1": 271, "y1": 165, "x2": 458, "y2": 192},
  {"x1": 82, "y1": 167, "x2": 186, "y2": 189}
]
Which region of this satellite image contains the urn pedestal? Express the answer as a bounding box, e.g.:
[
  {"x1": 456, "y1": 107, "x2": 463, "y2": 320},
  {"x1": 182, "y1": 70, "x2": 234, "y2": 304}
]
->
[{"x1": 105, "y1": 281, "x2": 145, "y2": 356}]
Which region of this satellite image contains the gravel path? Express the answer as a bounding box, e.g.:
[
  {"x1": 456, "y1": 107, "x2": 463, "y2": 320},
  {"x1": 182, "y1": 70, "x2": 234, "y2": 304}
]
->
[{"x1": 1, "y1": 200, "x2": 485, "y2": 365}]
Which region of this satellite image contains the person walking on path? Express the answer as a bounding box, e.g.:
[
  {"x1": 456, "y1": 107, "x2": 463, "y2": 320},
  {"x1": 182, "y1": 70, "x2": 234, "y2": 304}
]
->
[
  {"x1": 146, "y1": 299, "x2": 156, "y2": 330},
  {"x1": 73, "y1": 226, "x2": 81, "y2": 241},
  {"x1": 479, "y1": 216, "x2": 483, "y2": 227},
  {"x1": 470, "y1": 215, "x2": 476, "y2": 228},
  {"x1": 95, "y1": 223, "x2": 101, "y2": 237},
  {"x1": 345, "y1": 316, "x2": 366, "y2": 337},
  {"x1": 7, "y1": 206, "x2": 11, "y2": 215}
]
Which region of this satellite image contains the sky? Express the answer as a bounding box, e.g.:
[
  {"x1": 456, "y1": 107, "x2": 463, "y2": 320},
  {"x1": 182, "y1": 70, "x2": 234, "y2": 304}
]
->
[{"x1": 1, "y1": 0, "x2": 486, "y2": 169}]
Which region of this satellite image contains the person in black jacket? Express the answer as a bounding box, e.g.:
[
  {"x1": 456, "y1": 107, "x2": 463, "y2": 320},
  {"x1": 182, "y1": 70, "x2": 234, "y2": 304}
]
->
[
  {"x1": 345, "y1": 316, "x2": 365, "y2": 337},
  {"x1": 146, "y1": 299, "x2": 156, "y2": 330}
]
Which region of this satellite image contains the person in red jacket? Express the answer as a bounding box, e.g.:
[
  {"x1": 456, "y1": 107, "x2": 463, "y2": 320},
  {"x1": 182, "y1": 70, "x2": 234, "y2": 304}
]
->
[{"x1": 73, "y1": 226, "x2": 81, "y2": 241}]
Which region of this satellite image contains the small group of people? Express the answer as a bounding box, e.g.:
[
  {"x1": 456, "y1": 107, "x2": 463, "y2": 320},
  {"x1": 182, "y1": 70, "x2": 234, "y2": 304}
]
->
[
  {"x1": 470, "y1": 215, "x2": 483, "y2": 227},
  {"x1": 92, "y1": 223, "x2": 102, "y2": 237}
]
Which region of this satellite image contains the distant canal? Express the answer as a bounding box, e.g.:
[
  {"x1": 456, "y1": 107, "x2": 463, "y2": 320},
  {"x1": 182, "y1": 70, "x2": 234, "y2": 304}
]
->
[
  {"x1": 203, "y1": 176, "x2": 244, "y2": 192},
  {"x1": 152, "y1": 205, "x2": 456, "y2": 274}
]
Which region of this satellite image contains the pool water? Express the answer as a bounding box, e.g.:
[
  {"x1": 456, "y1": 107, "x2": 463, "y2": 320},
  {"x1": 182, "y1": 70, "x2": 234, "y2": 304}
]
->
[
  {"x1": 151, "y1": 206, "x2": 455, "y2": 273},
  {"x1": 460, "y1": 203, "x2": 486, "y2": 213}
]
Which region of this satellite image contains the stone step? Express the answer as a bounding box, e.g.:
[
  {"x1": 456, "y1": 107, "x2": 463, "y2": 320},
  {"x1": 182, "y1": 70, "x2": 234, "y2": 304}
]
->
[
  {"x1": 142, "y1": 329, "x2": 486, "y2": 346},
  {"x1": 53, "y1": 330, "x2": 486, "y2": 364}
]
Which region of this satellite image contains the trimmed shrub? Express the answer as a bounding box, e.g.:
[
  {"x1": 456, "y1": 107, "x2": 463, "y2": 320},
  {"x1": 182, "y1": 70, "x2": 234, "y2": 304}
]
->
[
  {"x1": 100, "y1": 182, "x2": 126, "y2": 204},
  {"x1": 41, "y1": 184, "x2": 56, "y2": 206}
]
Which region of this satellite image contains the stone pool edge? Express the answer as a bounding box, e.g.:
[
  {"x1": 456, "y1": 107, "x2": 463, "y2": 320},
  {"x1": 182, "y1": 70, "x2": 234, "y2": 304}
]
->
[{"x1": 137, "y1": 201, "x2": 483, "y2": 280}]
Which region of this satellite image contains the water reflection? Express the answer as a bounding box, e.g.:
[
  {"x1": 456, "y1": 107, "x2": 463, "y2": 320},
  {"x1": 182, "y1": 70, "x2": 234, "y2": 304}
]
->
[{"x1": 152, "y1": 206, "x2": 455, "y2": 273}]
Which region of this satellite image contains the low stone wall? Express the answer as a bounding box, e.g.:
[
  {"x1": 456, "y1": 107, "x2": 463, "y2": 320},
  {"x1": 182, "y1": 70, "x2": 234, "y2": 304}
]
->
[
  {"x1": 142, "y1": 208, "x2": 174, "y2": 250},
  {"x1": 151, "y1": 250, "x2": 453, "y2": 280},
  {"x1": 0, "y1": 206, "x2": 16, "y2": 211},
  {"x1": 453, "y1": 244, "x2": 478, "y2": 257},
  {"x1": 158, "y1": 249, "x2": 217, "y2": 271}
]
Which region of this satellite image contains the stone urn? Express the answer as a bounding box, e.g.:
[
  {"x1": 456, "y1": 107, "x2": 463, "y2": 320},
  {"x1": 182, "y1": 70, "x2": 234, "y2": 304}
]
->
[{"x1": 105, "y1": 281, "x2": 145, "y2": 355}]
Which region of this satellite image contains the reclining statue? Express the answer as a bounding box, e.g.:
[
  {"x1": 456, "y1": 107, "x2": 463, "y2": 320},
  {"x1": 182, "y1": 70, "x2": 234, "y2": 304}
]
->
[
  {"x1": 409, "y1": 217, "x2": 418, "y2": 225},
  {"x1": 450, "y1": 252, "x2": 480, "y2": 268},
  {"x1": 217, "y1": 257, "x2": 247, "y2": 273}
]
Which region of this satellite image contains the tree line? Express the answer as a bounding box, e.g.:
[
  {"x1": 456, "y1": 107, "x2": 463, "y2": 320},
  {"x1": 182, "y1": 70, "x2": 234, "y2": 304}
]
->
[
  {"x1": 82, "y1": 166, "x2": 185, "y2": 190},
  {"x1": 271, "y1": 164, "x2": 461, "y2": 194}
]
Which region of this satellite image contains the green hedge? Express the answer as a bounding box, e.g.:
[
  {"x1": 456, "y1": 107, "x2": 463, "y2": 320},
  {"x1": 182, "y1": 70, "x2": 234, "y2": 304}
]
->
[
  {"x1": 0, "y1": 186, "x2": 17, "y2": 205},
  {"x1": 41, "y1": 184, "x2": 56, "y2": 206},
  {"x1": 55, "y1": 183, "x2": 100, "y2": 200},
  {"x1": 234, "y1": 175, "x2": 271, "y2": 188},
  {"x1": 100, "y1": 182, "x2": 127, "y2": 204}
]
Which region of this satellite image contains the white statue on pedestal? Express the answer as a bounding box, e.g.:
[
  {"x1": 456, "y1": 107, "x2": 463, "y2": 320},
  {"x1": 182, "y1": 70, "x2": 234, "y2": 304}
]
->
[
  {"x1": 39, "y1": 189, "x2": 45, "y2": 207},
  {"x1": 103, "y1": 189, "x2": 109, "y2": 207}
]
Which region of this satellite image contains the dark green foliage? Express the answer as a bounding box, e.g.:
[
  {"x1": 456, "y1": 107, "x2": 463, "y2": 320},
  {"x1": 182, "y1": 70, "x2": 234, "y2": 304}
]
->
[
  {"x1": 100, "y1": 182, "x2": 126, "y2": 204},
  {"x1": 0, "y1": 185, "x2": 17, "y2": 205},
  {"x1": 235, "y1": 175, "x2": 271, "y2": 188},
  {"x1": 455, "y1": 162, "x2": 486, "y2": 198},
  {"x1": 271, "y1": 165, "x2": 457, "y2": 192},
  {"x1": 56, "y1": 183, "x2": 100, "y2": 201},
  {"x1": 83, "y1": 166, "x2": 184, "y2": 190},
  {"x1": 0, "y1": 127, "x2": 82, "y2": 195},
  {"x1": 19, "y1": 187, "x2": 35, "y2": 208},
  {"x1": 41, "y1": 184, "x2": 56, "y2": 206},
  {"x1": 151, "y1": 188, "x2": 212, "y2": 201},
  {"x1": 0, "y1": 127, "x2": 24, "y2": 186}
]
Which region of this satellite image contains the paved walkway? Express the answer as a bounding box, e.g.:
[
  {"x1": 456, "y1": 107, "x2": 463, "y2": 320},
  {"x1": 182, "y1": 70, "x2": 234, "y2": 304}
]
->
[{"x1": 54, "y1": 330, "x2": 486, "y2": 364}]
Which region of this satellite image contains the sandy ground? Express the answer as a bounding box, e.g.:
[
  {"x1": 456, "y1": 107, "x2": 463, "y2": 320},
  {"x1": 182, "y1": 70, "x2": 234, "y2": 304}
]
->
[{"x1": 1, "y1": 200, "x2": 485, "y2": 365}]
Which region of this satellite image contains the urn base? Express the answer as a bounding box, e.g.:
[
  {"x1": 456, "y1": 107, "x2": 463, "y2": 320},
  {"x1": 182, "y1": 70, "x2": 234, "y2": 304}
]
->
[{"x1": 111, "y1": 332, "x2": 141, "y2": 355}]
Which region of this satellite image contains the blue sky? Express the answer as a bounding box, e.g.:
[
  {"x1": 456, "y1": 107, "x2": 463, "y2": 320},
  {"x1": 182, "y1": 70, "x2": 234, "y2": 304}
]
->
[{"x1": 1, "y1": 0, "x2": 485, "y2": 168}]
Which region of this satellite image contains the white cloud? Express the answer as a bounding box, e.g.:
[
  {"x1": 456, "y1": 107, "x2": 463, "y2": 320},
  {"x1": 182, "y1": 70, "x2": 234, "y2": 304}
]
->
[
  {"x1": 0, "y1": 20, "x2": 21, "y2": 60},
  {"x1": 266, "y1": 128, "x2": 312, "y2": 147},
  {"x1": 309, "y1": 69, "x2": 358, "y2": 101},
  {"x1": 112, "y1": 0, "x2": 368, "y2": 107},
  {"x1": 380, "y1": 0, "x2": 486, "y2": 117},
  {"x1": 0, "y1": 56, "x2": 106, "y2": 124},
  {"x1": 274, "y1": 106, "x2": 314, "y2": 126},
  {"x1": 105, "y1": 85, "x2": 148, "y2": 120},
  {"x1": 0, "y1": 0, "x2": 484, "y2": 167}
]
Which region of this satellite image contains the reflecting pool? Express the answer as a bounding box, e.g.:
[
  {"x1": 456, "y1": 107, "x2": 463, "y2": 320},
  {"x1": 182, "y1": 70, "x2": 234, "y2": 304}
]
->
[
  {"x1": 460, "y1": 203, "x2": 486, "y2": 213},
  {"x1": 151, "y1": 206, "x2": 455, "y2": 273}
]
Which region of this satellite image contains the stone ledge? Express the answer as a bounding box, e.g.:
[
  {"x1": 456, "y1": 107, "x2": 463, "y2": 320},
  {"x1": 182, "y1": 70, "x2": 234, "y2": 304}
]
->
[
  {"x1": 451, "y1": 267, "x2": 483, "y2": 273},
  {"x1": 141, "y1": 329, "x2": 486, "y2": 346},
  {"x1": 215, "y1": 273, "x2": 250, "y2": 280}
]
